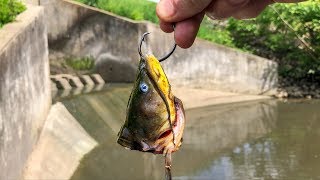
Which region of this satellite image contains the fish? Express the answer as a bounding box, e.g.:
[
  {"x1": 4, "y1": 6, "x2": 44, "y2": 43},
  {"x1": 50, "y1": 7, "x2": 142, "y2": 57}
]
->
[
  {"x1": 117, "y1": 53, "x2": 186, "y2": 179},
  {"x1": 117, "y1": 53, "x2": 185, "y2": 155}
]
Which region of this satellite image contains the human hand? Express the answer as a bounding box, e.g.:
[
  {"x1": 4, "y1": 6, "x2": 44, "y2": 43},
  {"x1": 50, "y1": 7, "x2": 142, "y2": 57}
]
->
[{"x1": 156, "y1": 0, "x2": 305, "y2": 48}]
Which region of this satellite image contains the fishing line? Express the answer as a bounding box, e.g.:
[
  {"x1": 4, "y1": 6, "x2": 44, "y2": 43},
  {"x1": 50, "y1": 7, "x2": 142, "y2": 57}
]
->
[{"x1": 269, "y1": 1, "x2": 318, "y2": 61}]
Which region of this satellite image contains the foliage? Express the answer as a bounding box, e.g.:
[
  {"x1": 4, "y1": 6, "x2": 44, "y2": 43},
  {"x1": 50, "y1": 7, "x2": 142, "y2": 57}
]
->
[
  {"x1": 78, "y1": 0, "x2": 158, "y2": 23},
  {"x1": 0, "y1": 0, "x2": 26, "y2": 28},
  {"x1": 66, "y1": 56, "x2": 95, "y2": 70},
  {"x1": 198, "y1": 17, "x2": 235, "y2": 48},
  {"x1": 226, "y1": 1, "x2": 320, "y2": 82}
]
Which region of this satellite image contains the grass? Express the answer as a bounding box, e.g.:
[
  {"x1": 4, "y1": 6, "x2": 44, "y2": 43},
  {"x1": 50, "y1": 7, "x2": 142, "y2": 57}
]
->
[
  {"x1": 0, "y1": 0, "x2": 26, "y2": 28},
  {"x1": 78, "y1": 0, "x2": 159, "y2": 23},
  {"x1": 66, "y1": 56, "x2": 95, "y2": 71}
]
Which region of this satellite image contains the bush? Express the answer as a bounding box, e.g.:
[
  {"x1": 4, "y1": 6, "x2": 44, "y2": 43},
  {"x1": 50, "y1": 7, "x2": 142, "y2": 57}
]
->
[
  {"x1": 226, "y1": 1, "x2": 320, "y2": 81},
  {"x1": 198, "y1": 17, "x2": 236, "y2": 48},
  {"x1": 0, "y1": 0, "x2": 26, "y2": 28}
]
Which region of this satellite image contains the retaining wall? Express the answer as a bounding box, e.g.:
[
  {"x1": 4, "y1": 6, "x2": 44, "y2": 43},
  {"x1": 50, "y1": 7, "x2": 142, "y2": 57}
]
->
[
  {"x1": 0, "y1": 5, "x2": 51, "y2": 180},
  {"x1": 43, "y1": 0, "x2": 277, "y2": 95},
  {"x1": 147, "y1": 24, "x2": 278, "y2": 94}
]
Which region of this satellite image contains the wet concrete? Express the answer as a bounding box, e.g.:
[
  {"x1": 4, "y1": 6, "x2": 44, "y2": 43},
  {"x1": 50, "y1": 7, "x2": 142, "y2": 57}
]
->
[{"x1": 23, "y1": 103, "x2": 97, "y2": 179}]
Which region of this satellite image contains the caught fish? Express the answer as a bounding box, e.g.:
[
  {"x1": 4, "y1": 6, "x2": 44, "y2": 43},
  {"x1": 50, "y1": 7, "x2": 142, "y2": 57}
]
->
[{"x1": 117, "y1": 33, "x2": 185, "y2": 179}]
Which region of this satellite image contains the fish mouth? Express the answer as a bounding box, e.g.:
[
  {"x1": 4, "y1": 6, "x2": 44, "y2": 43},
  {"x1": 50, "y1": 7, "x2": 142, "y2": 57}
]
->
[{"x1": 117, "y1": 97, "x2": 185, "y2": 154}]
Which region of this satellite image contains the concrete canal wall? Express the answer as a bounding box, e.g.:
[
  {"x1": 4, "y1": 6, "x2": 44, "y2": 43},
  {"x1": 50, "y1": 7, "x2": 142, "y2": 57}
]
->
[
  {"x1": 44, "y1": 0, "x2": 277, "y2": 95},
  {"x1": 23, "y1": 103, "x2": 97, "y2": 179},
  {"x1": 0, "y1": 5, "x2": 51, "y2": 180}
]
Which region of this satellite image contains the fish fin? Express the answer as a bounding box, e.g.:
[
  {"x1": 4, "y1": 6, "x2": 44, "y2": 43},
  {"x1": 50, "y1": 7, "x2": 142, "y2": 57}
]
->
[
  {"x1": 117, "y1": 127, "x2": 134, "y2": 149},
  {"x1": 118, "y1": 127, "x2": 151, "y2": 152},
  {"x1": 174, "y1": 97, "x2": 185, "y2": 116}
]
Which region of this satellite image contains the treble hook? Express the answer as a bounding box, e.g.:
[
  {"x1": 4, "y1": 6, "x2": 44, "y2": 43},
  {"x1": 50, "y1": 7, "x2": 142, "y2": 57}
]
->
[{"x1": 138, "y1": 32, "x2": 177, "y2": 62}]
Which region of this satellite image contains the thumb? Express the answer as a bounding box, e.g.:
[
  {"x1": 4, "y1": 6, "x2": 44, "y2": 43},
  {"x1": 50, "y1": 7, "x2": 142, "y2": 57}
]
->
[{"x1": 156, "y1": 0, "x2": 212, "y2": 22}]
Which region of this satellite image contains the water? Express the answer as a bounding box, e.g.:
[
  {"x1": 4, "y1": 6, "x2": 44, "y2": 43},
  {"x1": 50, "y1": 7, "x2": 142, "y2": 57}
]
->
[{"x1": 59, "y1": 84, "x2": 320, "y2": 180}]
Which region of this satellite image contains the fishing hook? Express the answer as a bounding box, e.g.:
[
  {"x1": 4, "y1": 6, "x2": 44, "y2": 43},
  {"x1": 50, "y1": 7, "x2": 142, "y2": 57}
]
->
[{"x1": 138, "y1": 32, "x2": 177, "y2": 62}]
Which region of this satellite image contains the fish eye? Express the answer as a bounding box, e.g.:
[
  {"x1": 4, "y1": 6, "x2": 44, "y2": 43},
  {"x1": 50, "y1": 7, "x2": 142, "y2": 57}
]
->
[{"x1": 139, "y1": 82, "x2": 148, "y2": 93}]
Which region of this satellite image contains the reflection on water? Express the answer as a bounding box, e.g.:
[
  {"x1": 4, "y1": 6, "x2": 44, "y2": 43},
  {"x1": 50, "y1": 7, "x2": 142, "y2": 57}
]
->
[{"x1": 59, "y1": 85, "x2": 320, "y2": 180}]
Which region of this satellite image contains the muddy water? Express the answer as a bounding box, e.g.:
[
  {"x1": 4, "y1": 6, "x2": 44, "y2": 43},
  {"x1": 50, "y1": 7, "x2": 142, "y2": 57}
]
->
[{"x1": 60, "y1": 84, "x2": 320, "y2": 180}]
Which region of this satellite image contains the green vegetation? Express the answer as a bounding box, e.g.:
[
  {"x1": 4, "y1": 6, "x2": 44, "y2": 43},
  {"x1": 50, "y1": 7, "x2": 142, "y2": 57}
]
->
[
  {"x1": 226, "y1": 1, "x2": 320, "y2": 82},
  {"x1": 77, "y1": 0, "x2": 158, "y2": 23},
  {"x1": 66, "y1": 56, "x2": 95, "y2": 71},
  {"x1": 198, "y1": 18, "x2": 236, "y2": 48},
  {"x1": 0, "y1": 0, "x2": 26, "y2": 28},
  {"x1": 76, "y1": 0, "x2": 320, "y2": 83}
]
